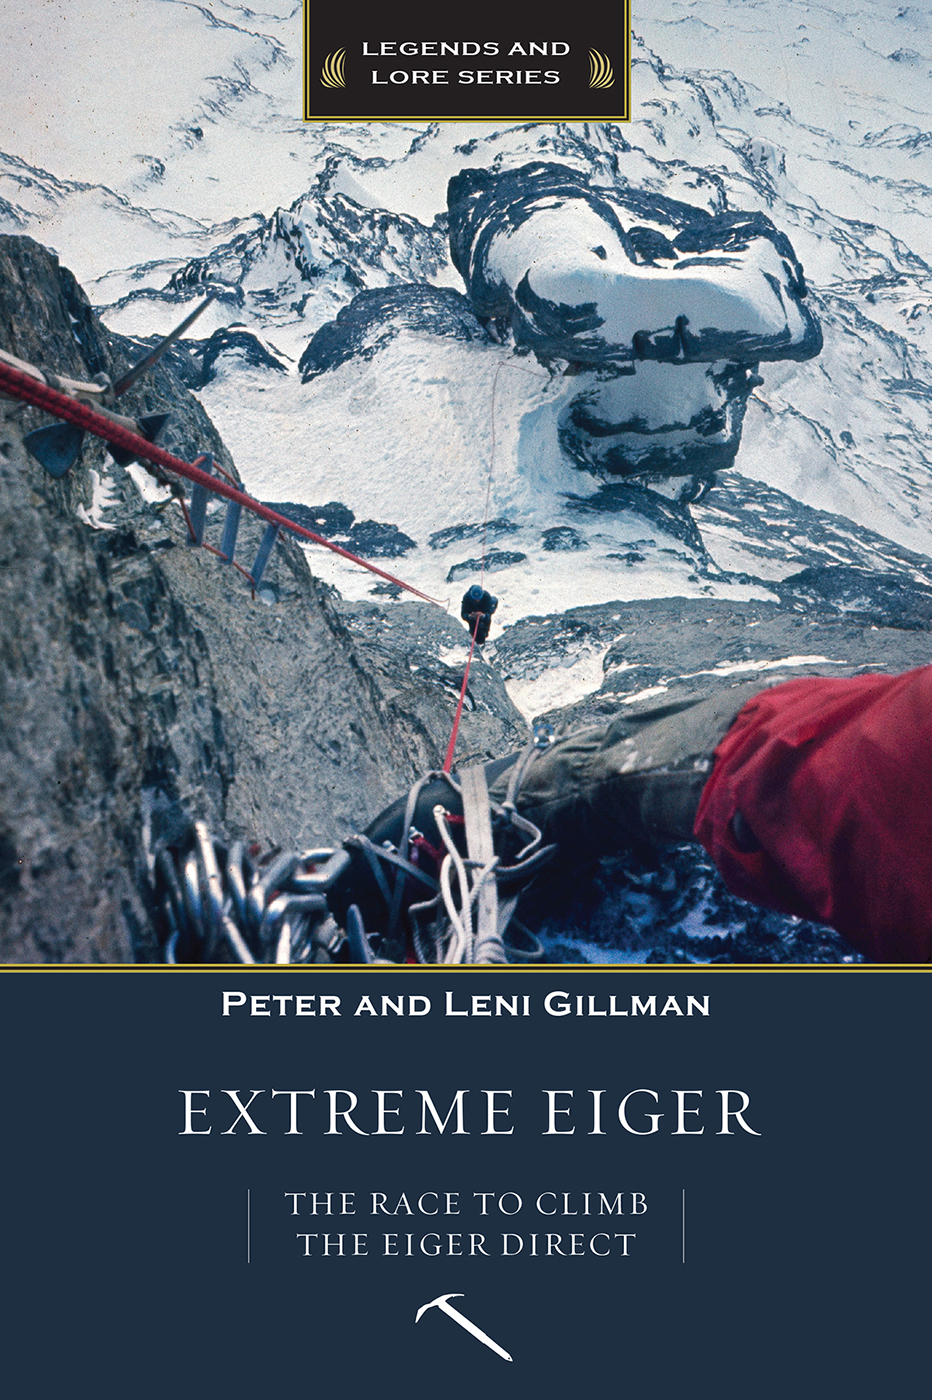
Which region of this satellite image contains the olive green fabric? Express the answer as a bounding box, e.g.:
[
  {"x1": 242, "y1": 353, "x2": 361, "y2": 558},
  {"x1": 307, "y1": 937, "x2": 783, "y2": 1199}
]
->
[{"x1": 490, "y1": 682, "x2": 768, "y2": 857}]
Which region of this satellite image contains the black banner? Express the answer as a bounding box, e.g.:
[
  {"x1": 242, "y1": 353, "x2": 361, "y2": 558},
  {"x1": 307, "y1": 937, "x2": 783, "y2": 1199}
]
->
[
  {"x1": 304, "y1": 2, "x2": 630, "y2": 121},
  {"x1": 3, "y1": 966, "x2": 927, "y2": 1396}
]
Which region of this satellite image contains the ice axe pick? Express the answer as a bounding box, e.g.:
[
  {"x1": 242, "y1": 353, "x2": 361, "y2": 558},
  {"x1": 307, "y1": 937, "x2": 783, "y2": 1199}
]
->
[
  {"x1": 414, "y1": 1293, "x2": 513, "y2": 1362},
  {"x1": 24, "y1": 294, "x2": 216, "y2": 477}
]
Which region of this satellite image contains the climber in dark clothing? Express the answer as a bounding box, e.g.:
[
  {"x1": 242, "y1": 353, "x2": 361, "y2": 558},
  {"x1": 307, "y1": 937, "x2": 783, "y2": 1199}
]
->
[
  {"x1": 460, "y1": 583, "x2": 498, "y2": 644},
  {"x1": 346, "y1": 665, "x2": 932, "y2": 963}
]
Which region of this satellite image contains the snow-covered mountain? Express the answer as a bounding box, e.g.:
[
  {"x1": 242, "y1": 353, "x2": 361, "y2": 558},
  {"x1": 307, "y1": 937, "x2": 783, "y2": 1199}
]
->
[
  {"x1": 6, "y1": 6, "x2": 930, "y2": 623},
  {"x1": 3, "y1": 1, "x2": 931, "y2": 958}
]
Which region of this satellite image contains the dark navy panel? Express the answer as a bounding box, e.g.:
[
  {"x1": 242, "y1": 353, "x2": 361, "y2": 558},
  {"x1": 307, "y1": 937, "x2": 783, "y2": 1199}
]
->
[{"x1": 1, "y1": 968, "x2": 927, "y2": 1397}]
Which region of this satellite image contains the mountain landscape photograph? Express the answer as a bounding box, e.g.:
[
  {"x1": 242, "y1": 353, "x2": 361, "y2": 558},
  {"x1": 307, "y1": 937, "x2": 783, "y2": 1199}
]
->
[{"x1": 2, "y1": 0, "x2": 931, "y2": 962}]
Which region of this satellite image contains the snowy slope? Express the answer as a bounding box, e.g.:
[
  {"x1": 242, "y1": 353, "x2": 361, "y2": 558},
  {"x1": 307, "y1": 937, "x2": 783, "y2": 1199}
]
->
[{"x1": 3, "y1": 1, "x2": 932, "y2": 712}]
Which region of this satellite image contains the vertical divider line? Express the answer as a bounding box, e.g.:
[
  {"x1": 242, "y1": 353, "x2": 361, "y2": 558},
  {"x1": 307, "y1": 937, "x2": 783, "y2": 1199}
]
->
[
  {"x1": 247, "y1": 1188, "x2": 251, "y2": 1264},
  {"x1": 681, "y1": 1189, "x2": 686, "y2": 1264}
]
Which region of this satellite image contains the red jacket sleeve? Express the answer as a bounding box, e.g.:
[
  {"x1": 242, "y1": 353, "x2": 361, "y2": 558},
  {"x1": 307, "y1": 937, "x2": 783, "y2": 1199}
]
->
[{"x1": 693, "y1": 666, "x2": 932, "y2": 962}]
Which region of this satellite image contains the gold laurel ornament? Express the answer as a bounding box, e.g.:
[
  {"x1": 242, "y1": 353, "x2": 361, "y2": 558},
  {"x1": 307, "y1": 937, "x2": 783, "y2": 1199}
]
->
[
  {"x1": 321, "y1": 49, "x2": 346, "y2": 88},
  {"x1": 589, "y1": 49, "x2": 614, "y2": 89}
]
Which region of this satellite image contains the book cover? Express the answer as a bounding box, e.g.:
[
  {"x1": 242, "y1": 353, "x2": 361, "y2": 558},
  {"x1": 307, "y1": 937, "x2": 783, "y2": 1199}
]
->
[{"x1": 0, "y1": 2, "x2": 928, "y2": 1394}]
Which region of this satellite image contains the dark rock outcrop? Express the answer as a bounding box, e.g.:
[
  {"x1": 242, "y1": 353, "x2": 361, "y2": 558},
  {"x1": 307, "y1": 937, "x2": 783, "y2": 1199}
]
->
[
  {"x1": 299, "y1": 284, "x2": 490, "y2": 381},
  {"x1": 496, "y1": 591, "x2": 932, "y2": 733},
  {"x1": 0, "y1": 235, "x2": 521, "y2": 961}
]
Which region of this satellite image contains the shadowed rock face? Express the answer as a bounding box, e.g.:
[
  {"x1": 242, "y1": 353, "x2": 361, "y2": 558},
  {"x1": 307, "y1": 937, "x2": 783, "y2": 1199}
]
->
[
  {"x1": 0, "y1": 235, "x2": 526, "y2": 961},
  {"x1": 447, "y1": 162, "x2": 822, "y2": 488},
  {"x1": 289, "y1": 160, "x2": 822, "y2": 507},
  {"x1": 298, "y1": 285, "x2": 490, "y2": 382},
  {"x1": 557, "y1": 358, "x2": 764, "y2": 487}
]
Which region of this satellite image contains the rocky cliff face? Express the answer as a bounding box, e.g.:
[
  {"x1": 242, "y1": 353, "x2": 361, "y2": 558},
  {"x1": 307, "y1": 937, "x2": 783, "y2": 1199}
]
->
[
  {"x1": 0, "y1": 235, "x2": 526, "y2": 961},
  {"x1": 4, "y1": 234, "x2": 931, "y2": 966}
]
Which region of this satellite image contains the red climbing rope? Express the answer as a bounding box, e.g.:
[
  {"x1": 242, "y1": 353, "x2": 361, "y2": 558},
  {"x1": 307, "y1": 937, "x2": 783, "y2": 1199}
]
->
[
  {"x1": 0, "y1": 357, "x2": 441, "y2": 605},
  {"x1": 442, "y1": 626, "x2": 478, "y2": 772}
]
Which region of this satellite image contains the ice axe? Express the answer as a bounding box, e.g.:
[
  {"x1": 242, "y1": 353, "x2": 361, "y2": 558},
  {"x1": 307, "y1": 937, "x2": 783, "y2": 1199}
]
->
[
  {"x1": 24, "y1": 295, "x2": 216, "y2": 477},
  {"x1": 414, "y1": 1293, "x2": 513, "y2": 1362}
]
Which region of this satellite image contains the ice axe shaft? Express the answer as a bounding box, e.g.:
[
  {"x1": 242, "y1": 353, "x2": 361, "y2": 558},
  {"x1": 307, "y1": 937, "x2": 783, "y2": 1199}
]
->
[
  {"x1": 112, "y1": 295, "x2": 216, "y2": 397},
  {"x1": 23, "y1": 296, "x2": 214, "y2": 476},
  {"x1": 414, "y1": 1293, "x2": 512, "y2": 1362}
]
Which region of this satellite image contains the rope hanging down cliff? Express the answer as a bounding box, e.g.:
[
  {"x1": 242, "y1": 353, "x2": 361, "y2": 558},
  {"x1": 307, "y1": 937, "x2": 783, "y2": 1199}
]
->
[{"x1": 0, "y1": 353, "x2": 441, "y2": 605}]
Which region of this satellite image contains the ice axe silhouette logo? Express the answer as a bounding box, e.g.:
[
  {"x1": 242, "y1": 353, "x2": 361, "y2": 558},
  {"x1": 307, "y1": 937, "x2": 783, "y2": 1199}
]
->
[{"x1": 415, "y1": 1293, "x2": 513, "y2": 1362}]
